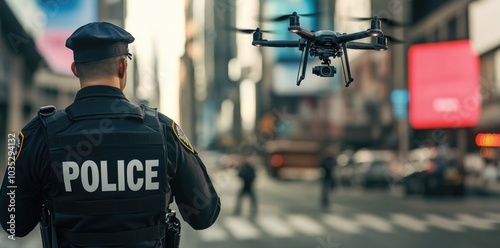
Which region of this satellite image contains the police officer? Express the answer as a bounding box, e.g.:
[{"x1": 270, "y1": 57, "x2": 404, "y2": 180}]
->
[{"x1": 0, "y1": 22, "x2": 220, "y2": 247}]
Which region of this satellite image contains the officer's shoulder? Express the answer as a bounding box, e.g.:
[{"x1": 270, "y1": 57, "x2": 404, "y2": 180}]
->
[
  {"x1": 157, "y1": 113, "x2": 188, "y2": 135},
  {"x1": 22, "y1": 105, "x2": 60, "y2": 133},
  {"x1": 157, "y1": 113, "x2": 196, "y2": 153},
  {"x1": 157, "y1": 112, "x2": 174, "y2": 126},
  {"x1": 20, "y1": 116, "x2": 43, "y2": 134},
  {"x1": 20, "y1": 115, "x2": 48, "y2": 136}
]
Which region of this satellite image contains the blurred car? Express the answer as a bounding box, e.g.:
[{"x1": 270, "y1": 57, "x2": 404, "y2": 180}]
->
[
  {"x1": 401, "y1": 146, "x2": 465, "y2": 196},
  {"x1": 261, "y1": 139, "x2": 321, "y2": 179},
  {"x1": 337, "y1": 149, "x2": 355, "y2": 186},
  {"x1": 351, "y1": 160, "x2": 395, "y2": 188},
  {"x1": 339, "y1": 149, "x2": 399, "y2": 188}
]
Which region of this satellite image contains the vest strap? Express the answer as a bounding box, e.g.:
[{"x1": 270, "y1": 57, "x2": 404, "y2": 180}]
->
[
  {"x1": 39, "y1": 110, "x2": 73, "y2": 136},
  {"x1": 60, "y1": 224, "x2": 166, "y2": 246},
  {"x1": 141, "y1": 104, "x2": 160, "y2": 129}
]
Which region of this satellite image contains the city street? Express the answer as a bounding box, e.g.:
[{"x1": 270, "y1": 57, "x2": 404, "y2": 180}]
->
[
  {"x1": 2, "y1": 152, "x2": 500, "y2": 248},
  {"x1": 181, "y1": 165, "x2": 500, "y2": 248}
]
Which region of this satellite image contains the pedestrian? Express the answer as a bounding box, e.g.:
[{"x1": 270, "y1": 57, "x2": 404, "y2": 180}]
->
[
  {"x1": 0, "y1": 22, "x2": 220, "y2": 247},
  {"x1": 234, "y1": 156, "x2": 258, "y2": 216},
  {"x1": 319, "y1": 145, "x2": 337, "y2": 211},
  {"x1": 482, "y1": 158, "x2": 498, "y2": 188}
]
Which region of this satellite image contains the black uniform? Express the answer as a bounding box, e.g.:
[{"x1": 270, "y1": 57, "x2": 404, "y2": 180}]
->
[
  {"x1": 0, "y1": 22, "x2": 220, "y2": 247},
  {"x1": 0, "y1": 86, "x2": 220, "y2": 247}
]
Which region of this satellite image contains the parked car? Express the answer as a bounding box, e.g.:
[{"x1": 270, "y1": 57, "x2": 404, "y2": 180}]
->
[
  {"x1": 402, "y1": 146, "x2": 465, "y2": 196},
  {"x1": 352, "y1": 160, "x2": 395, "y2": 188},
  {"x1": 337, "y1": 149, "x2": 355, "y2": 186},
  {"x1": 339, "y1": 149, "x2": 399, "y2": 188}
]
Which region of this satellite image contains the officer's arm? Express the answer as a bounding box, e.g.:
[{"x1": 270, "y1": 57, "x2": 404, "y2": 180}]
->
[
  {"x1": 0, "y1": 119, "x2": 47, "y2": 237},
  {"x1": 172, "y1": 149, "x2": 221, "y2": 230},
  {"x1": 160, "y1": 116, "x2": 221, "y2": 230}
]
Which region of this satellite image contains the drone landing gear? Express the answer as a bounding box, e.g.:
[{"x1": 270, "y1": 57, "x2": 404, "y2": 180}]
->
[
  {"x1": 296, "y1": 39, "x2": 310, "y2": 86},
  {"x1": 341, "y1": 43, "x2": 354, "y2": 87}
]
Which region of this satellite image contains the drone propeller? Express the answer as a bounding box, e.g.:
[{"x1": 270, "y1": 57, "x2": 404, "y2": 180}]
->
[
  {"x1": 227, "y1": 27, "x2": 273, "y2": 34},
  {"x1": 349, "y1": 17, "x2": 407, "y2": 28},
  {"x1": 262, "y1": 12, "x2": 321, "y2": 22}
]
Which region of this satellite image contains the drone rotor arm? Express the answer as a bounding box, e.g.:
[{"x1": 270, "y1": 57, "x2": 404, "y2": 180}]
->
[
  {"x1": 252, "y1": 40, "x2": 302, "y2": 48},
  {"x1": 288, "y1": 26, "x2": 315, "y2": 40},
  {"x1": 346, "y1": 41, "x2": 377, "y2": 50},
  {"x1": 336, "y1": 30, "x2": 383, "y2": 43}
]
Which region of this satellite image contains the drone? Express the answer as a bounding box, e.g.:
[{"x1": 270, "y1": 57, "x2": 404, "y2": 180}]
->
[{"x1": 237, "y1": 12, "x2": 401, "y2": 87}]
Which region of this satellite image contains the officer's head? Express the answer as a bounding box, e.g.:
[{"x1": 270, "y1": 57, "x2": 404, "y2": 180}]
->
[{"x1": 66, "y1": 22, "x2": 135, "y2": 90}]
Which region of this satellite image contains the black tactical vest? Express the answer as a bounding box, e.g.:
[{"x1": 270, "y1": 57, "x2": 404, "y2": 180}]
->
[{"x1": 39, "y1": 100, "x2": 168, "y2": 247}]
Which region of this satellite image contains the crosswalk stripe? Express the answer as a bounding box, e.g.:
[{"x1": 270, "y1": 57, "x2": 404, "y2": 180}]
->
[
  {"x1": 485, "y1": 212, "x2": 500, "y2": 223},
  {"x1": 256, "y1": 215, "x2": 295, "y2": 238},
  {"x1": 456, "y1": 214, "x2": 496, "y2": 230},
  {"x1": 288, "y1": 214, "x2": 326, "y2": 236},
  {"x1": 224, "y1": 216, "x2": 261, "y2": 239},
  {"x1": 391, "y1": 213, "x2": 428, "y2": 232},
  {"x1": 197, "y1": 211, "x2": 500, "y2": 242},
  {"x1": 323, "y1": 214, "x2": 361, "y2": 234},
  {"x1": 426, "y1": 214, "x2": 464, "y2": 232},
  {"x1": 355, "y1": 213, "x2": 393, "y2": 233},
  {"x1": 197, "y1": 222, "x2": 228, "y2": 242}
]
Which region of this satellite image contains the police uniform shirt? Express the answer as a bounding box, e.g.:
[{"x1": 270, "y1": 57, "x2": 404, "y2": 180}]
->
[{"x1": 0, "y1": 86, "x2": 221, "y2": 239}]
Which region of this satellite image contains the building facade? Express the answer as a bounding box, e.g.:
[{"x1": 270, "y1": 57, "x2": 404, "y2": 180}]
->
[
  {"x1": 407, "y1": 0, "x2": 500, "y2": 159},
  {"x1": 0, "y1": 0, "x2": 43, "y2": 172}
]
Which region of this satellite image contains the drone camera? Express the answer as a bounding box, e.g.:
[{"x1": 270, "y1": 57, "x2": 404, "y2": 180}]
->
[{"x1": 312, "y1": 66, "x2": 336, "y2": 77}]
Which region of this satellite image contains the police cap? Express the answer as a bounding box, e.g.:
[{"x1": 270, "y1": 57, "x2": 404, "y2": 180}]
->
[{"x1": 66, "y1": 22, "x2": 135, "y2": 63}]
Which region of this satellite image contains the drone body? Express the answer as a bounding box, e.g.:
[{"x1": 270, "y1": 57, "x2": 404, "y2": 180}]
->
[{"x1": 247, "y1": 12, "x2": 394, "y2": 87}]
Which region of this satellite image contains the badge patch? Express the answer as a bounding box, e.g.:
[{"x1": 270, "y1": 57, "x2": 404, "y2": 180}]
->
[
  {"x1": 172, "y1": 122, "x2": 194, "y2": 153},
  {"x1": 11, "y1": 132, "x2": 24, "y2": 165}
]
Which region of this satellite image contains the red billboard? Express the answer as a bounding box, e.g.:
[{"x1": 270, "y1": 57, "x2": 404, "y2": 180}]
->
[{"x1": 408, "y1": 40, "x2": 480, "y2": 129}]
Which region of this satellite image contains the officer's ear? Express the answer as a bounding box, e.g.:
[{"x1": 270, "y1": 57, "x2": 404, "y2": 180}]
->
[
  {"x1": 71, "y1": 62, "x2": 79, "y2": 78},
  {"x1": 118, "y1": 57, "x2": 127, "y2": 79}
]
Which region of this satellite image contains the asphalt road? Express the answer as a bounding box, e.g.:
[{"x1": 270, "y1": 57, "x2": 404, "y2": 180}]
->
[{"x1": 2, "y1": 153, "x2": 500, "y2": 248}]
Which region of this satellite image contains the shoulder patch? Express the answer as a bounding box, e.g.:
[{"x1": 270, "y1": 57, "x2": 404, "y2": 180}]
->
[
  {"x1": 172, "y1": 122, "x2": 194, "y2": 153},
  {"x1": 11, "y1": 132, "x2": 25, "y2": 165}
]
